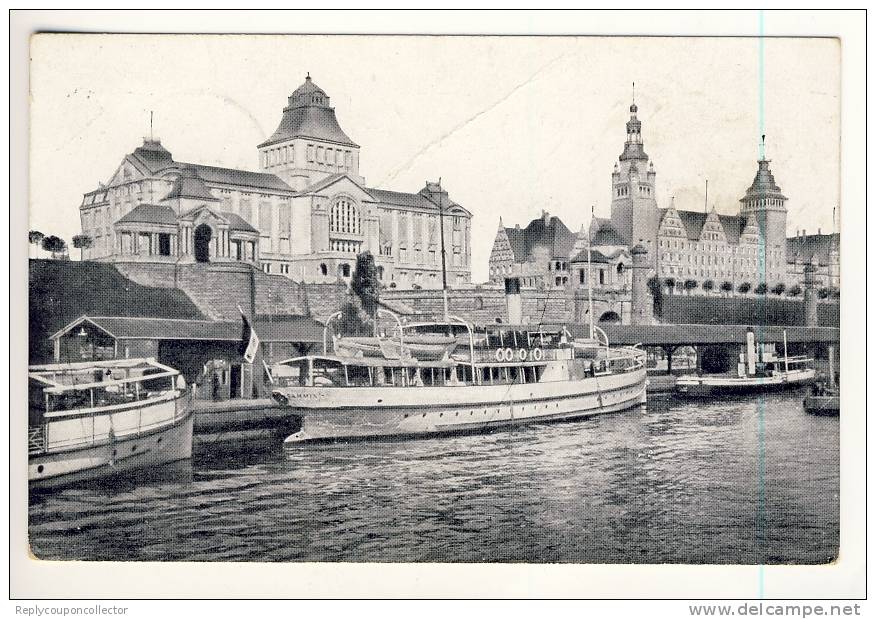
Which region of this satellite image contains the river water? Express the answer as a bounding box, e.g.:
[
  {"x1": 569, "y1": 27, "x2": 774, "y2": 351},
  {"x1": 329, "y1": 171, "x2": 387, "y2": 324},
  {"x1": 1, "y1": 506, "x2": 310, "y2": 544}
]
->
[{"x1": 29, "y1": 390, "x2": 838, "y2": 563}]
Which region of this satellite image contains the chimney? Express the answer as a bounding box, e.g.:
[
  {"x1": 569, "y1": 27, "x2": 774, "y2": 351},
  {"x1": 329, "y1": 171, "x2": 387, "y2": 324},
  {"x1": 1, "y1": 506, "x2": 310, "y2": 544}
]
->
[
  {"x1": 542, "y1": 210, "x2": 550, "y2": 224},
  {"x1": 803, "y1": 229, "x2": 806, "y2": 237},
  {"x1": 818, "y1": 227, "x2": 822, "y2": 235}
]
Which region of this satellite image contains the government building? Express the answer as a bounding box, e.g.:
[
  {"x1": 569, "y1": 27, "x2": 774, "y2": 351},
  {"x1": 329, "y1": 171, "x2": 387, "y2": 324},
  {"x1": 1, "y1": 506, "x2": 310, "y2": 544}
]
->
[
  {"x1": 489, "y1": 95, "x2": 840, "y2": 293},
  {"x1": 78, "y1": 75, "x2": 473, "y2": 289}
]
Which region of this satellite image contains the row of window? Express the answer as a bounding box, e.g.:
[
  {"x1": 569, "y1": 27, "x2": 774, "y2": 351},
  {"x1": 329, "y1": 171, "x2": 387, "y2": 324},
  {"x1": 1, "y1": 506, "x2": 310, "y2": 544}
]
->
[
  {"x1": 745, "y1": 198, "x2": 785, "y2": 208},
  {"x1": 306, "y1": 144, "x2": 353, "y2": 170},
  {"x1": 329, "y1": 239, "x2": 363, "y2": 253},
  {"x1": 613, "y1": 184, "x2": 653, "y2": 198},
  {"x1": 658, "y1": 239, "x2": 772, "y2": 254},
  {"x1": 662, "y1": 265, "x2": 774, "y2": 278}
]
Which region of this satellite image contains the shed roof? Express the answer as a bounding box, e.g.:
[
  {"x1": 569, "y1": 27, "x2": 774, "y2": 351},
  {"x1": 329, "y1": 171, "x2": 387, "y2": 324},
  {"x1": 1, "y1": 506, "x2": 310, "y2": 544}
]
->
[{"x1": 51, "y1": 315, "x2": 324, "y2": 343}]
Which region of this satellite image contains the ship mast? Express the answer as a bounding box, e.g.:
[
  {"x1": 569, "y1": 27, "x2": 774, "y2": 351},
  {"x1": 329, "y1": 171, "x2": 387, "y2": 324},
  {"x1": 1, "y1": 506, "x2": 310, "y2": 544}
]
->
[
  {"x1": 437, "y1": 177, "x2": 449, "y2": 321},
  {"x1": 587, "y1": 205, "x2": 595, "y2": 340}
]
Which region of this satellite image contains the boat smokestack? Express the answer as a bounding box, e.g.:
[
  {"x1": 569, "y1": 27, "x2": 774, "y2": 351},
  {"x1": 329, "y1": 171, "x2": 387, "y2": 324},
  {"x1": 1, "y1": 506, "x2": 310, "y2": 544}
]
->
[{"x1": 504, "y1": 277, "x2": 522, "y2": 325}]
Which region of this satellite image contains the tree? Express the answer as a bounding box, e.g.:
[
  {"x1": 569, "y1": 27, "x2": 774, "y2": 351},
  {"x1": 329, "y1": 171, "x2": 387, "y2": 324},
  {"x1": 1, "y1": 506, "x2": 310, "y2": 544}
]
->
[
  {"x1": 41, "y1": 235, "x2": 67, "y2": 259},
  {"x1": 829, "y1": 287, "x2": 840, "y2": 299},
  {"x1": 683, "y1": 279, "x2": 698, "y2": 294},
  {"x1": 787, "y1": 284, "x2": 802, "y2": 297},
  {"x1": 754, "y1": 282, "x2": 768, "y2": 295},
  {"x1": 720, "y1": 281, "x2": 733, "y2": 295},
  {"x1": 29, "y1": 230, "x2": 45, "y2": 246},
  {"x1": 337, "y1": 295, "x2": 371, "y2": 336},
  {"x1": 771, "y1": 283, "x2": 786, "y2": 296},
  {"x1": 818, "y1": 288, "x2": 830, "y2": 300},
  {"x1": 737, "y1": 282, "x2": 751, "y2": 294},
  {"x1": 664, "y1": 277, "x2": 676, "y2": 294},
  {"x1": 72, "y1": 234, "x2": 94, "y2": 261},
  {"x1": 703, "y1": 279, "x2": 715, "y2": 292},
  {"x1": 350, "y1": 251, "x2": 380, "y2": 319}
]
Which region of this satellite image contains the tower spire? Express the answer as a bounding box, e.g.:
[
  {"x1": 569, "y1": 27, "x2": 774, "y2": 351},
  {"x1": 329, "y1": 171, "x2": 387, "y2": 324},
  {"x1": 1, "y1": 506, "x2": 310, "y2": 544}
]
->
[{"x1": 632, "y1": 81, "x2": 635, "y2": 106}]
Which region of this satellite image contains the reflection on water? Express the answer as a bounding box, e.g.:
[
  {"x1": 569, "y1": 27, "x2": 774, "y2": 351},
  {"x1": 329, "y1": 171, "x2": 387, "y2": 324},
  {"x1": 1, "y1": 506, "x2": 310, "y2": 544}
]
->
[{"x1": 29, "y1": 390, "x2": 838, "y2": 563}]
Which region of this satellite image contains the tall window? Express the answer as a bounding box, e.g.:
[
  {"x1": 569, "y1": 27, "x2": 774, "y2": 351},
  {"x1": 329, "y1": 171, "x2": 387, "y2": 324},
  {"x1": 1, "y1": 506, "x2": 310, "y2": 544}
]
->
[{"x1": 329, "y1": 199, "x2": 361, "y2": 235}]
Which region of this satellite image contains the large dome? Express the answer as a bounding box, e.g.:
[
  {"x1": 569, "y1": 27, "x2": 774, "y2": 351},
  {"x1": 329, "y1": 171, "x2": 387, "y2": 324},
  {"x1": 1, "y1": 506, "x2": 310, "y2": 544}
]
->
[{"x1": 258, "y1": 75, "x2": 358, "y2": 149}]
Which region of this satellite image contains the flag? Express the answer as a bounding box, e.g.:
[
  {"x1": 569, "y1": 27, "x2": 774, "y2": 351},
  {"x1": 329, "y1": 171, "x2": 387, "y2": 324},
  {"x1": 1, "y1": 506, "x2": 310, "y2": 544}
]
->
[{"x1": 238, "y1": 306, "x2": 260, "y2": 364}]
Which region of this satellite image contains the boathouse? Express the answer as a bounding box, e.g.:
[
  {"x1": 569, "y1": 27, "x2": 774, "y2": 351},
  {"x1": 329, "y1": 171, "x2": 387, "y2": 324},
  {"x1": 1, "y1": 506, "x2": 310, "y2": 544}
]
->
[{"x1": 49, "y1": 314, "x2": 324, "y2": 399}]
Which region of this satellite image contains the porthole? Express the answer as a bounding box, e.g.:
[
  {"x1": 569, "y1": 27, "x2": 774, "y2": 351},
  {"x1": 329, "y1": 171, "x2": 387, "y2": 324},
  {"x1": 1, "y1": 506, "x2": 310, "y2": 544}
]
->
[
  {"x1": 156, "y1": 437, "x2": 162, "y2": 444},
  {"x1": 404, "y1": 414, "x2": 409, "y2": 418},
  {"x1": 439, "y1": 413, "x2": 443, "y2": 417},
  {"x1": 131, "y1": 445, "x2": 137, "y2": 452},
  {"x1": 37, "y1": 465, "x2": 44, "y2": 474},
  {"x1": 112, "y1": 449, "x2": 117, "y2": 456},
  {"x1": 422, "y1": 413, "x2": 426, "y2": 418}
]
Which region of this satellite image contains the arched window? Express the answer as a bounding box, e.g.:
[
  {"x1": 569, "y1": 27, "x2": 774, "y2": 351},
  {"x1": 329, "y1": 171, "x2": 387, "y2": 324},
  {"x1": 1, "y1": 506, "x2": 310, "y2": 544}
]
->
[
  {"x1": 329, "y1": 199, "x2": 361, "y2": 235},
  {"x1": 319, "y1": 263, "x2": 328, "y2": 276}
]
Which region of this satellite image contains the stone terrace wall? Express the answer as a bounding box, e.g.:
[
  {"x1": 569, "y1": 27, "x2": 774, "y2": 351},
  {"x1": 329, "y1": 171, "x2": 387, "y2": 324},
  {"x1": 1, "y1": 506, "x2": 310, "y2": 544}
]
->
[
  {"x1": 114, "y1": 262, "x2": 307, "y2": 321},
  {"x1": 382, "y1": 286, "x2": 574, "y2": 325}
]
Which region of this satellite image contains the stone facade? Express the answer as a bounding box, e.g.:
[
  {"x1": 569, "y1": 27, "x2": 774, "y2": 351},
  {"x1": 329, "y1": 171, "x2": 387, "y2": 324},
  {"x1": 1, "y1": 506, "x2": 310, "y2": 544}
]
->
[
  {"x1": 78, "y1": 76, "x2": 473, "y2": 289},
  {"x1": 489, "y1": 93, "x2": 839, "y2": 300}
]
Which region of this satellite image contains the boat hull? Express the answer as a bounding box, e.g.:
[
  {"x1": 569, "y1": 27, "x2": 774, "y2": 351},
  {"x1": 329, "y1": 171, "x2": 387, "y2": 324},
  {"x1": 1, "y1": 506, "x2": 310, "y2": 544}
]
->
[
  {"x1": 29, "y1": 409, "x2": 194, "y2": 489},
  {"x1": 675, "y1": 369, "x2": 816, "y2": 398},
  {"x1": 281, "y1": 367, "x2": 647, "y2": 444}
]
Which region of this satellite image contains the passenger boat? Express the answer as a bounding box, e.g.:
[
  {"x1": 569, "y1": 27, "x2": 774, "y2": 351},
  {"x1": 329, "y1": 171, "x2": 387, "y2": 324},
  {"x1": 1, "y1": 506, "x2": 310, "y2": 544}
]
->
[
  {"x1": 28, "y1": 358, "x2": 194, "y2": 488},
  {"x1": 271, "y1": 316, "x2": 648, "y2": 444},
  {"x1": 676, "y1": 330, "x2": 816, "y2": 397}
]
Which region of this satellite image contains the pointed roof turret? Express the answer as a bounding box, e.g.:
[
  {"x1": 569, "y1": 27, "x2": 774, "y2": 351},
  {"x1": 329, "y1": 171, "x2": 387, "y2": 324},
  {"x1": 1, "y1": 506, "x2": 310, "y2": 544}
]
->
[
  {"x1": 619, "y1": 86, "x2": 649, "y2": 163},
  {"x1": 259, "y1": 75, "x2": 358, "y2": 148},
  {"x1": 740, "y1": 157, "x2": 788, "y2": 203}
]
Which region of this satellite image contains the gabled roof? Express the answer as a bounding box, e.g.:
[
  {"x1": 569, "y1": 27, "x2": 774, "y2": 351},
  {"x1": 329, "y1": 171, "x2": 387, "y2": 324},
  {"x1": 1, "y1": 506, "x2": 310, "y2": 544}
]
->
[
  {"x1": 162, "y1": 165, "x2": 220, "y2": 202},
  {"x1": 504, "y1": 213, "x2": 576, "y2": 262},
  {"x1": 676, "y1": 211, "x2": 708, "y2": 240},
  {"x1": 224, "y1": 212, "x2": 258, "y2": 234},
  {"x1": 300, "y1": 173, "x2": 373, "y2": 198},
  {"x1": 366, "y1": 186, "x2": 471, "y2": 217},
  {"x1": 115, "y1": 203, "x2": 178, "y2": 227},
  {"x1": 717, "y1": 214, "x2": 746, "y2": 244},
  {"x1": 129, "y1": 139, "x2": 175, "y2": 173},
  {"x1": 179, "y1": 162, "x2": 293, "y2": 193},
  {"x1": 786, "y1": 233, "x2": 839, "y2": 264},
  {"x1": 591, "y1": 221, "x2": 627, "y2": 247}
]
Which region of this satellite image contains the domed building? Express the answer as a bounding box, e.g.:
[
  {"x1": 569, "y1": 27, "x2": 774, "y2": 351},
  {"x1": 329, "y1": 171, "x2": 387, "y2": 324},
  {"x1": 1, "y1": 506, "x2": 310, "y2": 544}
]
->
[{"x1": 78, "y1": 75, "x2": 473, "y2": 289}]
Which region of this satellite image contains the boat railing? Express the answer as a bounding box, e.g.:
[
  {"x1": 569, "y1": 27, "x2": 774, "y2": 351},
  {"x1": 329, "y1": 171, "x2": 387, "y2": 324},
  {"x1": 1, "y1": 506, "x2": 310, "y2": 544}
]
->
[{"x1": 28, "y1": 425, "x2": 47, "y2": 455}]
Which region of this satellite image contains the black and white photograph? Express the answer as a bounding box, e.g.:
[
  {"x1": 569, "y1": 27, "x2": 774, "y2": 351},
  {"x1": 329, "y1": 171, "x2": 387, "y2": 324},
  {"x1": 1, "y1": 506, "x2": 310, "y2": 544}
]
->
[{"x1": 11, "y1": 9, "x2": 865, "y2": 603}]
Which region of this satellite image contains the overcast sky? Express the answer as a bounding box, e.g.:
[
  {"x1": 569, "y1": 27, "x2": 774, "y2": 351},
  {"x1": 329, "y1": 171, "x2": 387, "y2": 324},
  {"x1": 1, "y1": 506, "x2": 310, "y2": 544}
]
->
[{"x1": 30, "y1": 34, "x2": 840, "y2": 282}]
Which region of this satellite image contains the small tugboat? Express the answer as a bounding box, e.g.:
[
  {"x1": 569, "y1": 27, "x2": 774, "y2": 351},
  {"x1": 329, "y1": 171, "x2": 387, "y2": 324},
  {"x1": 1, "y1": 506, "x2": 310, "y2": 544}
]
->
[
  {"x1": 804, "y1": 347, "x2": 839, "y2": 416},
  {"x1": 29, "y1": 358, "x2": 194, "y2": 488},
  {"x1": 676, "y1": 329, "x2": 816, "y2": 397},
  {"x1": 271, "y1": 315, "x2": 648, "y2": 445}
]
